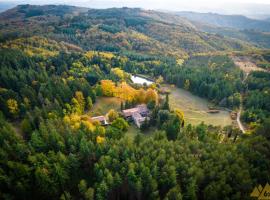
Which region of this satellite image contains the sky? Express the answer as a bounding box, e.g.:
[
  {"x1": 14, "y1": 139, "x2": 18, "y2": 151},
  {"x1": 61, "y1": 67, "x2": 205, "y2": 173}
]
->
[
  {"x1": 4, "y1": 0, "x2": 270, "y2": 6},
  {"x1": 1, "y1": 0, "x2": 270, "y2": 17}
]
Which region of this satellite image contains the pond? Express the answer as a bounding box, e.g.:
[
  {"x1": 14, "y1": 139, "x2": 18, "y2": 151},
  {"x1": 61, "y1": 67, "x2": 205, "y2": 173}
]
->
[{"x1": 131, "y1": 75, "x2": 154, "y2": 85}]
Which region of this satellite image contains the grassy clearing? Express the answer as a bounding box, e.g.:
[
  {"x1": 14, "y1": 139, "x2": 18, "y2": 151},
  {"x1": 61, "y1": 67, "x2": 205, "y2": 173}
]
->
[
  {"x1": 89, "y1": 97, "x2": 122, "y2": 116},
  {"x1": 163, "y1": 84, "x2": 232, "y2": 127},
  {"x1": 231, "y1": 56, "x2": 266, "y2": 74}
]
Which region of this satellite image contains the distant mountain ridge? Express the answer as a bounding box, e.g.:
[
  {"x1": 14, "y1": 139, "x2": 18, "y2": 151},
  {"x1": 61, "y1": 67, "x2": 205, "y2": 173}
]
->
[
  {"x1": 193, "y1": 22, "x2": 270, "y2": 49},
  {"x1": 0, "y1": 2, "x2": 16, "y2": 13},
  {"x1": 0, "y1": 4, "x2": 89, "y2": 20},
  {"x1": 175, "y1": 11, "x2": 270, "y2": 32}
]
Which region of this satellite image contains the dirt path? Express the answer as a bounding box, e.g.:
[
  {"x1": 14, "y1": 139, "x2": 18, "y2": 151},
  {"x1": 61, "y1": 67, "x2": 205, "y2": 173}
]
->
[
  {"x1": 237, "y1": 97, "x2": 246, "y2": 134},
  {"x1": 236, "y1": 71, "x2": 250, "y2": 133},
  {"x1": 231, "y1": 56, "x2": 259, "y2": 133}
]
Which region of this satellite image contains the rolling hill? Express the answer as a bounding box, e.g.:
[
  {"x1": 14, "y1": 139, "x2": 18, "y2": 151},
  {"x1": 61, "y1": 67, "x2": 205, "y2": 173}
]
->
[
  {"x1": 0, "y1": 5, "x2": 256, "y2": 59},
  {"x1": 172, "y1": 11, "x2": 270, "y2": 49}
]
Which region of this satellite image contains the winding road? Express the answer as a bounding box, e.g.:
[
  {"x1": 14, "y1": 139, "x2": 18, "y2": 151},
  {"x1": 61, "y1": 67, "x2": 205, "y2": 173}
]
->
[{"x1": 232, "y1": 56, "x2": 269, "y2": 133}]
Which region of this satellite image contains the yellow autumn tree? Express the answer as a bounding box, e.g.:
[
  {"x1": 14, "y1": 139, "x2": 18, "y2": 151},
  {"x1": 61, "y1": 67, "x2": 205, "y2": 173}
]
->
[
  {"x1": 7, "y1": 99, "x2": 19, "y2": 116},
  {"x1": 99, "y1": 52, "x2": 114, "y2": 59},
  {"x1": 107, "y1": 109, "x2": 119, "y2": 122},
  {"x1": 134, "y1": 88, "x2": 146, "y2": 103},
  {"x1": 71, "y1": 98, "x2": 80, "y2": 114},
  {"x1": 100, "y1": 80, "x2": 159, "y2": 105},
  {"x1": 85, "y1": 51, "x2": 95, "y2": 59},
  {"x1": 75, "y1": 91, "x2": 85, "y2": 114},
  {"x1": 111, "y1": 68, "x2": 126, "y2": 80},
  {"x1": 145, "y1": 88, "x2": 158, "y2": 104},
  {"x1": 63, "y1": 114, "x2": 95, "y2": 131},
  {"x1": 63, "y1": 114, "x2": 82, "y2": 130},
  {"x1": 115, "y1": 82, "x2": 136, "y2": 101},
  {"x1": 96, "y1": 136, "x2": 105, "y2": 144},
  {"x1": 101, "y1": 80, "x2": 115, "y2": 96},
  {"x1": 174, "y1": 109, "x2": 185, "y2": 127},
  {"x1": 85, "y1": 51, "x2": 114, "y2": 60}
]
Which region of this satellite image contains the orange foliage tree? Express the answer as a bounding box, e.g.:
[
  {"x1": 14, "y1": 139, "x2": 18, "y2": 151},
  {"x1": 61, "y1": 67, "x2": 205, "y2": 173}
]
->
[
  {"x1": 100, "y1": 80, "x2": 115, "y2": 97},
  {"x1": 100, "y1": 80, "x2": 158, "y2": 105},
  {"x1": 145, "y1": 88, "x2": 158, "y2": 104}
]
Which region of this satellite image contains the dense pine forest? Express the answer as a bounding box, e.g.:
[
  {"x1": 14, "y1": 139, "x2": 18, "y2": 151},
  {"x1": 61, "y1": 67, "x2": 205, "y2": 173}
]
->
[{"x1": 0, "y1": 4, "x2": 270, "y2": 200}]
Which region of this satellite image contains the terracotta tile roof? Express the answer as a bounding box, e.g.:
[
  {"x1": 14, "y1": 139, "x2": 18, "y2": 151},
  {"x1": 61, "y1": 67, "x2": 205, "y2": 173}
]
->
[
  {"x1": 122, "y1": 104, "x2": 148, "y2": 117},
  {"x1": 122, "y1": 107, "x2": 139, "y2": 117},
  {"x1": 91, "y1": 116, "x2": 106, "y2": 122}
]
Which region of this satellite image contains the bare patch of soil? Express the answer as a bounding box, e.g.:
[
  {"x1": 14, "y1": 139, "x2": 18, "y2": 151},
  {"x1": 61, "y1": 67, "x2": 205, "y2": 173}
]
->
[{"x1": 231, "y1": 56, "x2": 266, "y2": 74}]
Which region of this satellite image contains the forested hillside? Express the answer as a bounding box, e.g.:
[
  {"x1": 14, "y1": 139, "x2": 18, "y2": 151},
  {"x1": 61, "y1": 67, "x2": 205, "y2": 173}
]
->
[
  {"x1": 0, "y1": 5, "x2": 254, "y2": 57},
  {"x1": 0, "y1": 4, "x2": 270, "y2": 200}
]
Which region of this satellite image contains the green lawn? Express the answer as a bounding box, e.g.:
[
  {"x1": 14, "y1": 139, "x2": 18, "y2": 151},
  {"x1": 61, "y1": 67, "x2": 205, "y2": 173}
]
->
[
  {"x1": 162, "y1": 84, "x2": 232, "y2": 127},
  {"x1": 88, "y1": 97, "x2": 122, "y2": 116}
]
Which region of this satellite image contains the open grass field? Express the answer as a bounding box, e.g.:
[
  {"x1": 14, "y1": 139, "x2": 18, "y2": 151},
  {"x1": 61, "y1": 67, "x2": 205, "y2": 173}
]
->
[{"x1": 163, "y1": 84, "x2": 232, "y2": 127}]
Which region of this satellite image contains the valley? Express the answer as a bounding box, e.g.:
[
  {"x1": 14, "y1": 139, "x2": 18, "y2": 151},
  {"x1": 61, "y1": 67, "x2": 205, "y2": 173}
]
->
[{"x1": 0, "y1": 4, "x2": 270, "y2": 200}]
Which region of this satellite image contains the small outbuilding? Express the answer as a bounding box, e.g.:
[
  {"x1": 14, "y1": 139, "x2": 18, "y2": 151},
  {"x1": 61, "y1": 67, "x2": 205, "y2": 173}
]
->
[{"x1": 91, "y1": 116, "x2": 109, "y2": 126}]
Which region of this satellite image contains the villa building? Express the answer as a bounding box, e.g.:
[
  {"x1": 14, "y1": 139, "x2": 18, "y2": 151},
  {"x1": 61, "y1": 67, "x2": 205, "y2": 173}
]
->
[{"x1": 122, "y1": 104, "x2": 149, "y2": 128}]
